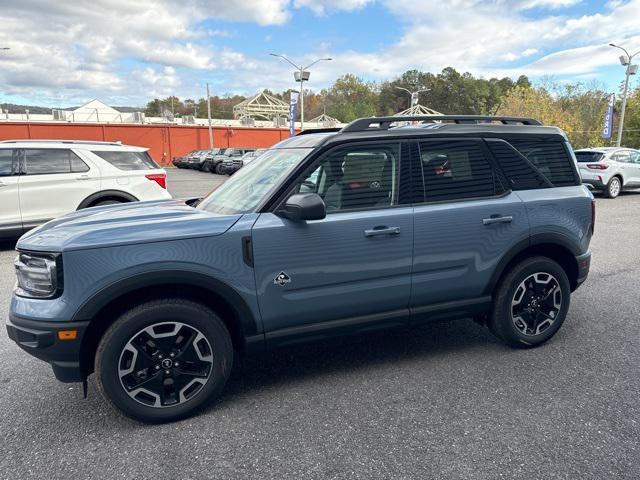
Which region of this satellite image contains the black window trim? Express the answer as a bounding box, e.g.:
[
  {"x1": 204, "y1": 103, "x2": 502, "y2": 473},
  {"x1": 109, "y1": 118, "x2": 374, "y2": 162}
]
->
[
  {"x1": 265, "y1": 139, "x2": 410, "y2": 215},
  {"x1": 411, "y1": 137, "x2": 514, "y2": 207}
]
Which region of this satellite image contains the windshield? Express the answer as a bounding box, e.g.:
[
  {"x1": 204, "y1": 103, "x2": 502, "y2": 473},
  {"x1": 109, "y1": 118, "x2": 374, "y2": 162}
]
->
[
  {"x1": 197, "y1": 148, "x2": 312, "y2": 214},
  {"x1": 575, "y1": 151, "x2": 604, "y2": 163}
]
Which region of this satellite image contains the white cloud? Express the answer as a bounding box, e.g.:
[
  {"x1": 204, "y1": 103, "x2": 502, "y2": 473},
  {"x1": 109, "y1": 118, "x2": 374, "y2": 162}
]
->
[
  {"x1": 0, "y1": 0, "x2": 639, "y2": 106},
  {"x1": 293, "y1": 0, "x2": 373, "y2": 15}
]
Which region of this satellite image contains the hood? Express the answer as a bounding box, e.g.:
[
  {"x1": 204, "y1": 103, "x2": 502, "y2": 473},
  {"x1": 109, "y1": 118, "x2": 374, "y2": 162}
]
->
[{"x1": 18, "y1": 200, "x2": 242, "y2": 252}]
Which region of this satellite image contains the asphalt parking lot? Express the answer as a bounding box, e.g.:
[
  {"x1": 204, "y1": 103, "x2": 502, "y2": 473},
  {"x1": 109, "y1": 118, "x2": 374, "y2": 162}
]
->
[{"x1": 0, "y1": 169, "x2": 638, "y2": 479}]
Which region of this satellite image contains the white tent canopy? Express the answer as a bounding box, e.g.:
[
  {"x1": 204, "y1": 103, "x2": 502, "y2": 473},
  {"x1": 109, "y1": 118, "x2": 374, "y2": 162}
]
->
[{"x1": 68, "y1": 99, "x2": 126, "y2": 123}]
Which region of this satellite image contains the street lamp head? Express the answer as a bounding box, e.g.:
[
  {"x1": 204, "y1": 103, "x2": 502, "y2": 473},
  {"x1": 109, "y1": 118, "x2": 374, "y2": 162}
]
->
[{"x1": 609, "y1": 43, "x2": 617, "y2": 47}]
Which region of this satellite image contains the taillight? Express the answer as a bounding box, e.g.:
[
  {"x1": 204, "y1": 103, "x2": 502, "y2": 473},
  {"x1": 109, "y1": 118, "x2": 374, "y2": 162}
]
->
[
  {"x1": 146, "y1": 173, "x2": 167, "y2": 189},
  {"x1": 587, "y1": 163, "x2": 609, "y2": 170},
  {"x1": 591, "y1": 199, "x2": 596, "y2": 234}
]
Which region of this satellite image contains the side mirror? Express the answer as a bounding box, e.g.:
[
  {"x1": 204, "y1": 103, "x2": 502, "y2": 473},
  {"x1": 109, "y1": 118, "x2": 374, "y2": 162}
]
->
[{"x1": 279, "y1": 193, "x2": 326, "y2": 221}]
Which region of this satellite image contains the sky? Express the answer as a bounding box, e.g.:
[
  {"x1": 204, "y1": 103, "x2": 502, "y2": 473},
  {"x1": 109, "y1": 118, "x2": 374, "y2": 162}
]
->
[{"x1": 0, "y1": 0, "x2": 639, "y2": 108}]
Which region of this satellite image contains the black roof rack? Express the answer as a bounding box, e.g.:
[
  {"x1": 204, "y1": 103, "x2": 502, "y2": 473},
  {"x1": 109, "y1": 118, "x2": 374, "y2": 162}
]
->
[
  {"x1": 296, "y1": 127, "x2": 342, "y2": 136},
  {"x1": 341, "y1": 115, "x2": 542, "y2": 133}
]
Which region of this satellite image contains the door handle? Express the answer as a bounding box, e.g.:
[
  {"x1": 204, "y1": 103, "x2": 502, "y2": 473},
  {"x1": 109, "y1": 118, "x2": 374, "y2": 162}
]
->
[
  {"x1": 482, "y1": 215, "x2": 513, "y2": 225},
  {"x1": 364, "y1": 226, "x2": 401, "y2": 237},
  {"x1": 0, "y1": 181, "x2": 5, "y2": 188},
  {"x1": 76, "y1": 175, "x2": 90, "y2": 180}
]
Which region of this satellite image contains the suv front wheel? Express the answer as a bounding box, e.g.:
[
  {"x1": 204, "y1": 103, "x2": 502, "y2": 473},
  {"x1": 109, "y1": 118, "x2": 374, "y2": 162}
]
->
[
  {"x1": 95, "y1": 299, "x2": 233, "y2": 423},
  {"x1": 489, "y1": 257, "x2": 570, "y2": 348}
]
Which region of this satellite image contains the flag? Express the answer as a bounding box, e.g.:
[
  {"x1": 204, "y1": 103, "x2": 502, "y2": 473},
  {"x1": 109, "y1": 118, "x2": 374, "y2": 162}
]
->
[{"x1": 602, "y1": 93, "x2": 615, "y2": 139}]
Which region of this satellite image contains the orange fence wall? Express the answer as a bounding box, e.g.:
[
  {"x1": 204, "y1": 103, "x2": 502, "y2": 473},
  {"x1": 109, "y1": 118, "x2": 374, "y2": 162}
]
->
[{"x1": 0, "y1": 122, "x2": 294, "y2": 166}]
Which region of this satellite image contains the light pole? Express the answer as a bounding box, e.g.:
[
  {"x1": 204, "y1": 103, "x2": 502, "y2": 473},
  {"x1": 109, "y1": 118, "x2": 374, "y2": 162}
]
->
[
  {"x1": 609, "y1": 43, "x2": 639, "y2": 147},
  {"x1": 269, "y1": 53, "x2": 332, "y2": 130},
  {"x1": 395, "y1": 86, "x2": 429, "y2": 109}
]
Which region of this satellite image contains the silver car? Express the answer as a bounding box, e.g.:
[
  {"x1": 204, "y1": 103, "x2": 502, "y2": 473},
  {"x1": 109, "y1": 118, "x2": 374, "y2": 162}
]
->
[{"x1": 575, "y1": 147, "x2": 640, "y2": 198}]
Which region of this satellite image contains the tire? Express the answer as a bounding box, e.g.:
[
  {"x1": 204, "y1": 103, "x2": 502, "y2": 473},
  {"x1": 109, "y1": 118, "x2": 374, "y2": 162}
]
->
[
  {"x1": 604, "y1": 176, "x2": 621, "y2": 198},
  {"x1": 95, "y1": 298, "x2": 233, "y2": 423},
  {"x1": 488, "y1": 256, "x2": 570, "y2": 348},
  {"x1": 92, "y1": 199, "x2": 123, "y2": 207},
  {"x1": 215, "y1": 163, "x2": 225, "y2": 175}
]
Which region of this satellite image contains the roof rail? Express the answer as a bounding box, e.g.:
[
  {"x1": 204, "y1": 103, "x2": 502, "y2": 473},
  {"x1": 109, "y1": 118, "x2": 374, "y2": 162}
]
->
[
  {"x1": 296, "y1": 127, "x2": 342, "y2": 136},
  {"x1": 341, "y1": 115, "x2": 542, "y2": 132},
  {"x1": 0, "y1": 139, "x2": 123, "y2": 146}
]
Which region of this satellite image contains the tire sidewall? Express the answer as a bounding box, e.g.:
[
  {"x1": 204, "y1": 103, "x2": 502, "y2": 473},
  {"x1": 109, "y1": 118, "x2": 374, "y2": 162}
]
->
[
  {"x1": 96, "y1": 302, "x2": 233, "y2": 423},
  {"x1": 492, "y1": 258, "x2": 571, "y2": 348},
  {"x1": 607, "y1": 177, "x2": 621, "y2": 198}
]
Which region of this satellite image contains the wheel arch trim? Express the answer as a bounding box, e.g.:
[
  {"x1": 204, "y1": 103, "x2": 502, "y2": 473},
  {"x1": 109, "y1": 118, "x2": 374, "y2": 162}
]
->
[
  {"x1": 72, "y1": 269, "x2": 260, "y2": 340},
  {"x1": 77, "y1": 190, "x2": 139, "y2": 209},
  {"x1": 484, "y1": 233, "x2": 582, "y2": 295}
]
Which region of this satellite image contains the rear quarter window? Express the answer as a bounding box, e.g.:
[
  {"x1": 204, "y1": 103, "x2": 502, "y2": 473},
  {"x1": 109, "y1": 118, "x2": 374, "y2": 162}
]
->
[
  {"x1": 508, "y1": 139, "x2": 578, "y2": 187},
  {"x1": 93, "y1": 150, "x2": 159, "y2": 171}
]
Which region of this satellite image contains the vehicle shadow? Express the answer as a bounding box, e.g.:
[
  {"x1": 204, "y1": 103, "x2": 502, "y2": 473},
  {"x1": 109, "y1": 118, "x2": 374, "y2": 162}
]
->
[
  {"x1": 0, "y1": 240, "x2": 16, "y2": 252},
  {"x1": 217, "y1": 318, "x2": 499, "y2": 406}
]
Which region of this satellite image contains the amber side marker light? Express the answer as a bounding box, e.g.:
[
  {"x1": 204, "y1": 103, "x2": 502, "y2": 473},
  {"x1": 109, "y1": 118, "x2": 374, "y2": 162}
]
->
[{"x1": 57, "y1": 330, "x2": 78, "y2": 341}]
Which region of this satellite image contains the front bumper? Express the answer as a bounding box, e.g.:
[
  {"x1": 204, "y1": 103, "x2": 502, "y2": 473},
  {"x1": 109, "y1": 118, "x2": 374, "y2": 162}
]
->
[
  {"x1": 6, "y1": 314, "x2": 89, "y2": 382},
  {"x1": 575, "y1": 251, "x2": 591, "y2": 289}
]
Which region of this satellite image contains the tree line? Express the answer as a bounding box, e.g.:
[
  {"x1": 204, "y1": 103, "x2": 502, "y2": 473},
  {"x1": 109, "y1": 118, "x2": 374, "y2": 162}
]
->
[{"x1": 145, "y1": 67, "x2": 640, "y2": 149}]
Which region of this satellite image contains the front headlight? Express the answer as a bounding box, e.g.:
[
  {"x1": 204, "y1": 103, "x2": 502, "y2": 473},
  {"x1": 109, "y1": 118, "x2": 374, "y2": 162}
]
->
[{"x1": 14, "y1": 252, "x2": 62, "y2": 299}]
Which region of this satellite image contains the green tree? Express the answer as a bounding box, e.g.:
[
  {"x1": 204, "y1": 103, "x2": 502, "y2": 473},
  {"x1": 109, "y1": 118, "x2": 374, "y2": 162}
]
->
[
  {"x1": 325, "y1": 74, "x2": 378, "y2": 122},
  {"x1": 621, "y1": 87, "x2": 640, "y2": 148}
]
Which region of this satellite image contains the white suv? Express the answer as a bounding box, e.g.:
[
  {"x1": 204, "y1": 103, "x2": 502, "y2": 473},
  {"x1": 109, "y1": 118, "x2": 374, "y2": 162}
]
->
[{"x1": 0, "y1": 140, "x2": 172, "y2": 237}]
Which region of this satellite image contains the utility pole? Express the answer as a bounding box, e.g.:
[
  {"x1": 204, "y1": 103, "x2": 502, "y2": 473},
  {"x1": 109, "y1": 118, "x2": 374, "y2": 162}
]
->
[
  {"x1": 609, "y1": 43, "x2": 639, "y2": 147},
  {"x1": 206, "y1": 83, "x2": 213, "y2": 149}
]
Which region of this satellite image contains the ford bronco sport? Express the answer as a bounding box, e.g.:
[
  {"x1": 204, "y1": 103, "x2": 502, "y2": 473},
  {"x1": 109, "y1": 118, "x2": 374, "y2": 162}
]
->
[{"x1": 6, "y1": 115, "x2": 593, "y2": 423}]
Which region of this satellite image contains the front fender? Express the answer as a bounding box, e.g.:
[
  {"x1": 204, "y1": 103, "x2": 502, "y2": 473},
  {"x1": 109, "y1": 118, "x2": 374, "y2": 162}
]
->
[{"x1": 72, "y1": 268, "x2": 260, "y2": 338}]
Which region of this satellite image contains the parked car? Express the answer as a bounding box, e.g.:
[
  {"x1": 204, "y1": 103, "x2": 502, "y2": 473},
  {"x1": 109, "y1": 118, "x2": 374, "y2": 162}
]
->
[
  {"x1": 219, "y1": 148, "x2": 267, "y2": 175},
  {"x1": 0, "y1": 139, "x2": 171, "y2": 238},
  {"x1": 203, "y1": 148, "x2": 255, "y2": 174},
  {"x1": 191, "y1": 149, "x2": 223, "y2": 171},
  {"x1": 574, "y1": 147, "x2": 640, "y2": 198},
  {"x1": 184, "y1": 150, "x2": 208, "y2": 169},
  {"x1": 173, "y1": 150, "x2": 200, "y2": 169},
  {"x1": 6, "y1": 115, "x2": 593, "y2": 423}
]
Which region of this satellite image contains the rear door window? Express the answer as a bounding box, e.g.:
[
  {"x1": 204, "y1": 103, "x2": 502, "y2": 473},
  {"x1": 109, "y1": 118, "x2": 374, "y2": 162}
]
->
[
  {"x1": 24, "y1": 149, "x2": 88, "y2": 175},
  {"x1": 613, "y1": 151, "x2": 631, "y2": 163},
  {"x1": 93, "y1": 150, "x2": 159, "y2": 170},
  {"x1": 418, "y1": 140, "x2": 507, "y2": 202}
]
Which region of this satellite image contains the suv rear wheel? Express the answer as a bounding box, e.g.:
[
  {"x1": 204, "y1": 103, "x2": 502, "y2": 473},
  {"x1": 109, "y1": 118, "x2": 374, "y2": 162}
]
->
[
  {"x1": 604, "y1": 176, "x2": 621, "y2": 198},
  {"x1": 489, "y1": 257, "x2": 570, "y2": 348},
  {"x1": 95, "y1": 299, "x2": 233, "y2": 423}
]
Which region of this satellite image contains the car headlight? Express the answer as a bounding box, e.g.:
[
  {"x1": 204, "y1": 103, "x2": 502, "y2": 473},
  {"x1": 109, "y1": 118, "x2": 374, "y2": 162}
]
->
[{"x1": 14, "y1": 252, "x2": 63, "y2": 299}]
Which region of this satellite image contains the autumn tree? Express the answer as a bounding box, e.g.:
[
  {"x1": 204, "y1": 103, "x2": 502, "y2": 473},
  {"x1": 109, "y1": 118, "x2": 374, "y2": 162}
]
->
[{"x1": 497, "y1": 83, "x2": 609, "y2": 148}]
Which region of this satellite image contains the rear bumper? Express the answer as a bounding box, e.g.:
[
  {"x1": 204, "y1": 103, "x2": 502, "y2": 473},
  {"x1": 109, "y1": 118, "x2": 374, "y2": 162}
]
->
[
  {"x1": 6, "y1": 314, "x2": 89, "y2": 383},
  {"x1": 582, "y1": 179, "x2": 606, "y2": 189},
  {"x1": 575, "y1": 251, "x2": 591, "y2": 289}
]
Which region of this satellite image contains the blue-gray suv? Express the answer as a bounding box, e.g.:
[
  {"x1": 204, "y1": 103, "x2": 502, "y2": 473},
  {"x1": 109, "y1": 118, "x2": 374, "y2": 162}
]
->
[{"x1": 6, "y1": 115, "x2": 594, "y2": 422}]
